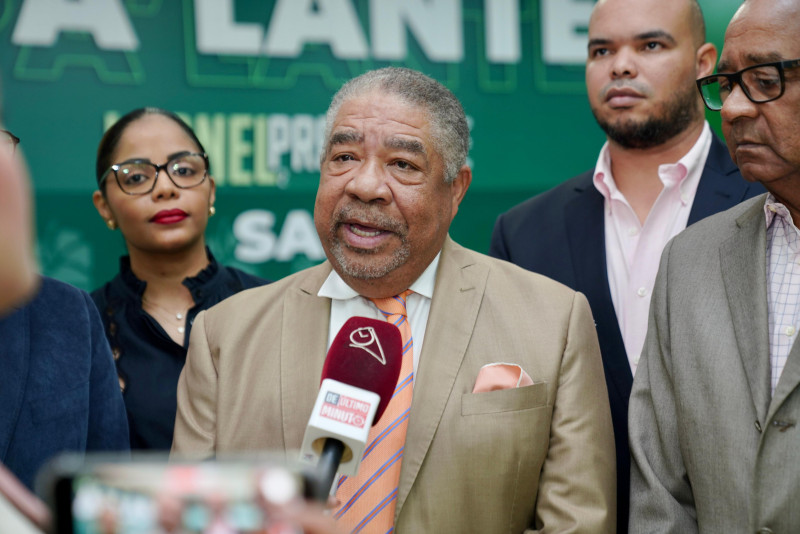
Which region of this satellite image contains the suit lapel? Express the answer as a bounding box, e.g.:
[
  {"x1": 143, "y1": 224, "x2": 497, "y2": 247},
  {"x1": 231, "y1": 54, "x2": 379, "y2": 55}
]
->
[
  {"x1": 396, "y1": 238, "x2": 487, "y2": 517},
  {"x1": 564, "y1": 179, "x2": 634, "y2": 399},
  {"x1": 720, "y1": 202, "x2": 771, "y2": 423},
  {"x1": 280, "y1": 263, "x2": 333, "y2": 450},
  {"x1": 0, "y1": 305, "x2": 31, "y2": 461},
  {"x1": 689, "y1": 134, "x2": 755, "y2": 224}
]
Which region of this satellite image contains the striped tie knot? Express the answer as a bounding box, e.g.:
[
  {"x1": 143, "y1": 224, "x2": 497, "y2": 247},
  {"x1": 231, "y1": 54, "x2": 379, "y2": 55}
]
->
[{"x1": 370, "y1": 289, "x2": 412, "y2": 319}]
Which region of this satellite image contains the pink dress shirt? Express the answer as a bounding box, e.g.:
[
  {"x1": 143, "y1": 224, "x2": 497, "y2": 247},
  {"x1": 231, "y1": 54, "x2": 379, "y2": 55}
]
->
[
  {"x1": 594, "y1": 123, "x2": 712, "y2": 375},
  {"x1": 764, "y1": 194, "x2": 800, "y2": 394}
]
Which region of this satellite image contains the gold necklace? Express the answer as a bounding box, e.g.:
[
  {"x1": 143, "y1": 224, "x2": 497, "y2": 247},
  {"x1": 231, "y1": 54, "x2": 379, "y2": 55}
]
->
[{"x1": 141, "y1": 297, "x2": 189, "y2": 334}]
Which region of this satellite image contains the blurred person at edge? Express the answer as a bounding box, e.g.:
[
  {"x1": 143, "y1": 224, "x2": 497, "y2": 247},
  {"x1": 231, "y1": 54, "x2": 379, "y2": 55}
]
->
[
  {"x1": 0, "y1": 126, "x2": 129, "y2": 493},
  {"x1": 0, "y1": 120, "x2": 37, "y2": 311},
  {"x1": 91, "y1": 108, "x2": 268, "y2": 451}
]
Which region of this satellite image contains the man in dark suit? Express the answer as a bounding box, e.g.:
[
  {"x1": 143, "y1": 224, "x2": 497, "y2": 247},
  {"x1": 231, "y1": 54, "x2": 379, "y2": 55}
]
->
[
  {"x1": 0, "y1": 277, "x2": 130, "y2": 491},
  {"x1": 489, "y1": 0, "x2": 763, "y2": 531}
]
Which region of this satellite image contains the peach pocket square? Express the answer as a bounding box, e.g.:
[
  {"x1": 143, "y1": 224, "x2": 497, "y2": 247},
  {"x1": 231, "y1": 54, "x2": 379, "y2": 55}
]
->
[{"x1": 472, "y1": 363, "x2": 534, "y2": 393}]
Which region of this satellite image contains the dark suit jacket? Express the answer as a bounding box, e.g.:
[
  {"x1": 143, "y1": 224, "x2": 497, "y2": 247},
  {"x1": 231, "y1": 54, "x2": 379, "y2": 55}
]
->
[
  {"x1": 489, "y1": 133, "x2": 764, "y2": 533},
  {"x1": 0, "y1": 277, "x2": 129, "y2": 491}
]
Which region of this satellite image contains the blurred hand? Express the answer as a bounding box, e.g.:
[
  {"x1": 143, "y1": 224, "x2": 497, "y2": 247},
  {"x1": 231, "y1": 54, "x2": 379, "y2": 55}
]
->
[
  {"x1": 257, "y1": 468, "x2": 346, "y2": 534},
  {"x1": 0, "y1": 141, "x2": 38, "y2": 313},
  {"x1": 265, "y1": 500, "x2": 347, "y2": 534},
  {"x1": 0, "y1": 462, "x2": 50, "y2": 531}
]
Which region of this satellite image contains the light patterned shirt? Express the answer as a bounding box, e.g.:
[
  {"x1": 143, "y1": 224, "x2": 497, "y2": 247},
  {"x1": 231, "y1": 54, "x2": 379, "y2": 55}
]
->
[{"x1": 764, "y1": 194, "x2": 800, "y2": 394}]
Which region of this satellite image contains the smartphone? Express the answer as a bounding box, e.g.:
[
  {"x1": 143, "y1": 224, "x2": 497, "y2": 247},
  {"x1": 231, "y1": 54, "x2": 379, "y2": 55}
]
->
[{"x1": 39, "y1": 453, "x2": 311, "y2": 534}]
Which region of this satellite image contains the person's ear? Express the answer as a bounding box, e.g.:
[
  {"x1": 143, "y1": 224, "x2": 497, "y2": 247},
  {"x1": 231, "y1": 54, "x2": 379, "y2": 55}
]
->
[
  {"x1": 92, "y1": 190, "x2": 117, "y2": 229},
  {"x1": 208, "y1": 176, "x2": 216, "y2": 208},
  {"x1": 696, "y1": 43, "x2": 717, "y2": 78},
  {"x1": 449, "y1": 165, "x2": 472, "y2": 221}
]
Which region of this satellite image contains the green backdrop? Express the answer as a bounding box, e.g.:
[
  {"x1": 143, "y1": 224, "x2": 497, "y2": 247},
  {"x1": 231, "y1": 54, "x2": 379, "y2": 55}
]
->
[{"x1": 0, "y1": 0, "x2": 741, "y2": 290}]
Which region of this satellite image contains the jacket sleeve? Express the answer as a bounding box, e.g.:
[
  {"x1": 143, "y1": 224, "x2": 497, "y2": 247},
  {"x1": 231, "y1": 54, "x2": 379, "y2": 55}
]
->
[
  {"x1": 628, "y1": 240, "x2": 698, "y2": 533},
  {"x1": 488, "y1": 213, "x2": 512, "y2": 261},
  {"x1": 532, "y1": 292, "x2": 616, "y2": 533},
  {"x1": 171, "y1": 310, "x2": 217, "y2": 459},
  {"x1": 85, "y1": 290, "x2": 130, "y2": 452}
]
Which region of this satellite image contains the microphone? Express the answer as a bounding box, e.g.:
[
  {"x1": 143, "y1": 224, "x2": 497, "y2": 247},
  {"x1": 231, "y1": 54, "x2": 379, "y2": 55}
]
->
[{"x1": 299, "y1": 317, "x2": 403, "y2": 502}]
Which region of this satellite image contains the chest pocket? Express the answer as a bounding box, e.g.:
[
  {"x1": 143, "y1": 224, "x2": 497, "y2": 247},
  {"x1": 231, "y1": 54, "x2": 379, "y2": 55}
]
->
[{"x1": 461, "y1": 381, "x2": 547, "y2": 416}]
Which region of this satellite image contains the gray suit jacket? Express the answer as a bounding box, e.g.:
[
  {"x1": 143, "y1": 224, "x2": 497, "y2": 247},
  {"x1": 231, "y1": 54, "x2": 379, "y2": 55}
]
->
[
  {"x1": 629, "y1": 193, "x2": 800, "y2": 533},
  {"x1": 173, "y1": 237, "x2": 616, "y2": 533}
]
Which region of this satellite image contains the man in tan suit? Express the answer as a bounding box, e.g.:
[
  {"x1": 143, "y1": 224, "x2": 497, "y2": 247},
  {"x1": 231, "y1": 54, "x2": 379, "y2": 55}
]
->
[{"x1": 173, "y1": 67, "x2": 615, "y2": 533}]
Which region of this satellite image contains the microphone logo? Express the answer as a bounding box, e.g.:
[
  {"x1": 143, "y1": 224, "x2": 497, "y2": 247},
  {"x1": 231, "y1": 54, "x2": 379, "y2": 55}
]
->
[{"x1": 349, "y1": 326, "x2": 386, "y2": 365}]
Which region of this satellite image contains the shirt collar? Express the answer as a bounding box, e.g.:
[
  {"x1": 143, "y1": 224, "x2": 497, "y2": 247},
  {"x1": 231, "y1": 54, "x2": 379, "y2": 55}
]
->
[
  {"x1": 116, "y1": 247, "x2": 220, "y2": 300},
  {"x1": 319, "y1": 252, "x2": 440, "y2": 301},
  {"x1": 592, "y1": 142, "x2": 616, "y2": 201},
  {"x1": 592, "y1": 121, "x2": 712, "y2": 203},
  {"x1": 764, "y1": 193, "x2": 794, "y2": 229}
]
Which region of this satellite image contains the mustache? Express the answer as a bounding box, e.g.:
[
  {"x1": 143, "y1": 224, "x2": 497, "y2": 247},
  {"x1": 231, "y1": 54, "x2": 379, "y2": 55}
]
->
[
  {"x1": 600, "y1": 81, "x2": 651, "y2": 99},
  {"x1": 333, "y1": 202, "x2": 408, "y2": 236},
  {"x1": 726, "y1": 122, "x2": 763, "y2": 144}
]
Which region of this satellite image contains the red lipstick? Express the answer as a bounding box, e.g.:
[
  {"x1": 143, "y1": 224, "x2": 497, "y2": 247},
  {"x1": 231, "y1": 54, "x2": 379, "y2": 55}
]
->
[{"x1": 151, "y1": 209, "x2": 188, "y2": 224}]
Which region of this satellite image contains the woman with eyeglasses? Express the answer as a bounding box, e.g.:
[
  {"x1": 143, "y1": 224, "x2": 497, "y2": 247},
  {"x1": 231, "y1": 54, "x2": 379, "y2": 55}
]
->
[{"x1": 91, "y1": 108, "x2": 268, "y2": 450}]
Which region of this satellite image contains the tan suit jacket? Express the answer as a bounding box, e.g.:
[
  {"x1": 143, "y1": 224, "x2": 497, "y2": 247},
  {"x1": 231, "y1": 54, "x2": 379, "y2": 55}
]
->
[{"x1": 173, "y1": 237, "x2": 615, "y2": 533}]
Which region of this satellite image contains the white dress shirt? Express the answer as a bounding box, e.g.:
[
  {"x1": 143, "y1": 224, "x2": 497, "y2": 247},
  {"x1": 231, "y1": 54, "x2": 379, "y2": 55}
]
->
[{"x1": 318, "y1": 253, "x2": 440, "y2": 375}]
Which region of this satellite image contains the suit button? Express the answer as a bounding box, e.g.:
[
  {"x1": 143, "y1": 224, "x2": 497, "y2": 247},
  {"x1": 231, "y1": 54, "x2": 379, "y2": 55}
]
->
[
  {"x1": 757, "y1": 528, "x2": 774, "y2": 534},
  {"x1": 755, "y1": 420, "x2": 763, "y2": 432},
  {"x1": 772, "y1": 419, "x2": 796, "y2": 432}
]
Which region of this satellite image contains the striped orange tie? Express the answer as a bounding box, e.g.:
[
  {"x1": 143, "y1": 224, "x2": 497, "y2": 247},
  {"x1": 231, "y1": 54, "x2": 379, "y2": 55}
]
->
[{"x1": 335, "y1": 290, "x2": 414, "y2": 533}]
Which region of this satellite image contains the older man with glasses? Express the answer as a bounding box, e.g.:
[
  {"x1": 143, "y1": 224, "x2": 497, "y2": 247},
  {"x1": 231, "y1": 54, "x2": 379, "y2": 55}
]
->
[{"x1": 629, "y1": 0, "x2": 800, "y2": 532}]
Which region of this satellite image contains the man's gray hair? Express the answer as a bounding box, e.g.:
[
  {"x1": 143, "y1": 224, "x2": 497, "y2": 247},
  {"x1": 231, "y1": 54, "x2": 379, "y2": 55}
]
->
[{"x1": 322, "y1": 67, "x2": 469, "y2": 183}]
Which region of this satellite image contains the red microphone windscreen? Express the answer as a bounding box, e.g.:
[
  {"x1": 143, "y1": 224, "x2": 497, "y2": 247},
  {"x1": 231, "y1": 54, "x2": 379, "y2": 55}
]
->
[{"x1": 321, "y1": 317, "x2": 403, "y2": 425}]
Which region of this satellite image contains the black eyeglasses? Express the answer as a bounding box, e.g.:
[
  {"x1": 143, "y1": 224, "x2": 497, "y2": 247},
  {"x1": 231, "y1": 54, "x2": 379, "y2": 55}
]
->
[
  {"x1": 697, "y1": 58, "x2": 800, "y2": 111},
  {"x1": 99, "y1": 152, "x2": 209, "y2": 195},
  {"x1": 1, "y1": 129, "x2": 20, "y2": 154}
]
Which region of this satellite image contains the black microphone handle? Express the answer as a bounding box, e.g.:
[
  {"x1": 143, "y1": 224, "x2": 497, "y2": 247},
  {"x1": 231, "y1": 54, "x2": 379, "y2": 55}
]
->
[{"x1": 314, "y1": 438, "x2": 346, "y2": 502}]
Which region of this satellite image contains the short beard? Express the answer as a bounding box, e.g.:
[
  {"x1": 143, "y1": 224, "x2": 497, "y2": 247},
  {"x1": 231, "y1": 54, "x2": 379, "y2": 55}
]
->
[
  {"x1": 325, "y1": 204, "x2": 410, "y2": 280},
  {"x1": 594, "y1": 83, "x2": 701, "y2": 149}
]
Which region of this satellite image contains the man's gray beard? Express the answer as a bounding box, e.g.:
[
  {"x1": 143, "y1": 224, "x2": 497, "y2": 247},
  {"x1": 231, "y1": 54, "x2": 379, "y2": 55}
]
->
[
  {"x1": 325, "y1": 203, "x2": 410, "y2": 280},
  {"x1": 594, "y1": 84, "x2": 701, "y2": 149},
  {"x1": 328, "y1": 238, "x2": 411, "y2": 280}
]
